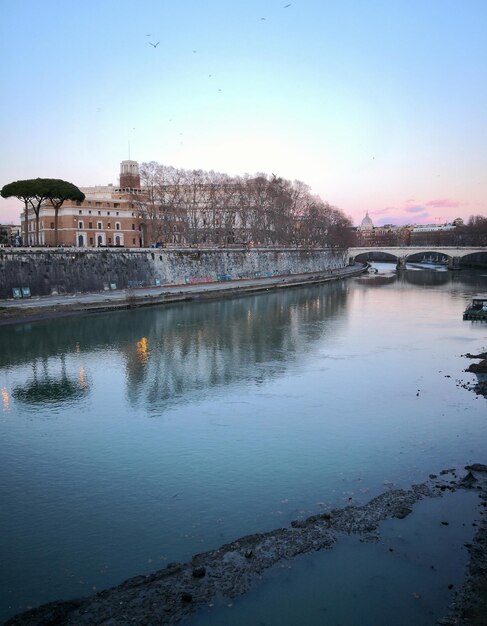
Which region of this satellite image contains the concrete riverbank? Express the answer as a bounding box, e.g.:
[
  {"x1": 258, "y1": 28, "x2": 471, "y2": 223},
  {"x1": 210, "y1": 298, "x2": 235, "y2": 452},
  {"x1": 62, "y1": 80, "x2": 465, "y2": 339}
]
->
[
  {"x1": 0, "y1": 264, "x2": 365, "y2": 326},
  {"x1": 4, "y1": 465, "x2": 487, "y2": 626}
]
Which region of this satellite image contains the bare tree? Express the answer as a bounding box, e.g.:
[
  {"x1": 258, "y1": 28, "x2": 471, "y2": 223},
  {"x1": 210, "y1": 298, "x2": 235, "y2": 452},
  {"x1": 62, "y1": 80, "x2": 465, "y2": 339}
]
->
[{"x1": 134, "y1": 161, "x2": 352, "y2": 249}]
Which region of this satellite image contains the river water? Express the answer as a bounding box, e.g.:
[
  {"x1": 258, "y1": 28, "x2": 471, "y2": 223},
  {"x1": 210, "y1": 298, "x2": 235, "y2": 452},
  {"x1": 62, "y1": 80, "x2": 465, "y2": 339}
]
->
[{"x1": 0, "y1": 263, "x2": 486, "y2": 624}]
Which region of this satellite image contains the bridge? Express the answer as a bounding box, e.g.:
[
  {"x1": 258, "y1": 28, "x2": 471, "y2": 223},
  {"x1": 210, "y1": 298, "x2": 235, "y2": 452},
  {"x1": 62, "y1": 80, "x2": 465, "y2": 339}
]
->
[{"x1": 349, "y1": 246, "x2": 487, "y2": 269}]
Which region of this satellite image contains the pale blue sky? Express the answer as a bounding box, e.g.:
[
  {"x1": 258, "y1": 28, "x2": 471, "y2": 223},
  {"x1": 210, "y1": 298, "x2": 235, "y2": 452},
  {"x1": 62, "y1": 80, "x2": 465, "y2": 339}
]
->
[{"x1": 1, "y1": 0, "x2": 486, "y2": 226}]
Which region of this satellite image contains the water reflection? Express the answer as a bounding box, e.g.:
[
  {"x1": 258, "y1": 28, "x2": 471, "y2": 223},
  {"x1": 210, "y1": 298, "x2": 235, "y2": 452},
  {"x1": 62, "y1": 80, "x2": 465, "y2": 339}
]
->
[
  {"x1": 2, "y1": 387, "x2": 9, "y2": 412},
  {"x1": 360, "y1": 264, "x2": 487, "y2": 292},
  {"x1": 11, "y1": 358, "x2": 89, "y2": 407},
  {"x1": 121, "y1": 284, "x2": 350, "y2": 411},
  {"x1": 0, "y1": 282, "x2": 350, "y2": 413}
]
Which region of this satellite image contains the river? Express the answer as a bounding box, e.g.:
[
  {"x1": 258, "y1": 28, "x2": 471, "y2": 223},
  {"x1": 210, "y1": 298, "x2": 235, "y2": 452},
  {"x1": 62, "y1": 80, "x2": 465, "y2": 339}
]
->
[{"x1": 0, "y1": 263, "x2": 486, "y2": 624}]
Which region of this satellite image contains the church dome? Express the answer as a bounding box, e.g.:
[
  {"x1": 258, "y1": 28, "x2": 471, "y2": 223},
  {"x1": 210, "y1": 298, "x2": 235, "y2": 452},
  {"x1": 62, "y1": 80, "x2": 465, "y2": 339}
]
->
[{"x1": 360, "y1": 211, "x2": 374, "y2": 231}]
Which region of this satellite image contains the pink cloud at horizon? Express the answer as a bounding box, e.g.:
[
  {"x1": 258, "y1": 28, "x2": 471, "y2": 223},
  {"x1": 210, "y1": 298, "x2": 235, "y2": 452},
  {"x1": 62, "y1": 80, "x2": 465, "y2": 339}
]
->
[{"x1": 425, "y1": 198, "x2": 461, "y2": 209}]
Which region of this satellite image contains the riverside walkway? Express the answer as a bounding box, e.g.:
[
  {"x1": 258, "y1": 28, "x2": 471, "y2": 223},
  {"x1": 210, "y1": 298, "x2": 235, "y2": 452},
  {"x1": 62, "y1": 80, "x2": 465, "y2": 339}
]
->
[{"x1": 0, "y1": 264, "x2": 365, "y2": 324}]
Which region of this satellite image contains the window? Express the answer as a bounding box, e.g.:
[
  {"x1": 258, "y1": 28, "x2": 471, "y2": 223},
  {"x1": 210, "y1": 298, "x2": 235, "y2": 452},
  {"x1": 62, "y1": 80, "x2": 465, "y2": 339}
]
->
[
  {"x1": 107, "y1": 211, "x2": 110, "y2": 216},
  {"x1": 108, "y1": 237, "x2": 112, "y2": 244},
  {"x1": 132, "y1": 223, "x2": 135, "y2": 230},
  {"x1": 116, "y1": 211, "x2": 119, "y2": 216},
  {"x1": 114, "y1": 203, "x2": 120, "y2": 209},
  {"x1": 88, "y1": 210, "x2": 92, "y2": 215},
  {"x1": 50, "y1": 222, "x2": 54, "y2": 229},
  {"x1": 115, "y1": 222, "x2": 120, "y2": 230},
  {"x1": 89, "y1": 222, "x2": 93, "y2": 229},
  {"x1": 106, "y1": 203, "x2": 110, "y2": 207},
  {"x1": 78, "y1": 221, "x2": 83, "y2": 229},
  {"x1": 78, "y1": 209, "x2": 82, "y2": 215},
  {"x1": 90, "y1": 237, "x2": 94, "y2": 245},
  {"x1": 76, "y1": 200, "x2": 81, "y2": 206},
  {"x1": 97, "y1": 222, "x2": 102, "y2": 230},
  {"x1": 95, "y1": 202, "x2": 101, "y2": 207},
  {"x1": 98, "y1": 210, "x2": 101, "y2": 216},
  {"x1": 133, "y1": 238, "x2": 136, "y2": 244},
  {"x1": 107, "y1": 223, "x2": 111, "y2": 229}
]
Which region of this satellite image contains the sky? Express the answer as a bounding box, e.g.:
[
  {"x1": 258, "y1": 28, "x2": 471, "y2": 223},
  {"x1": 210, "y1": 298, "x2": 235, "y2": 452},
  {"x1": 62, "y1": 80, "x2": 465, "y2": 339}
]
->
[{"x1": 1, "y1": 0, "x2": 486, "y2": 227}]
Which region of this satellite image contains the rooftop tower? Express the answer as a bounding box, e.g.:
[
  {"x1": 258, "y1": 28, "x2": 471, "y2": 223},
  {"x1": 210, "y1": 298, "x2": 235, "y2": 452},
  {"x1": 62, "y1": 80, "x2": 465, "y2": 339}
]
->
[{"x1": 119, "y1": 160, "x2": 140, "y2": 188}]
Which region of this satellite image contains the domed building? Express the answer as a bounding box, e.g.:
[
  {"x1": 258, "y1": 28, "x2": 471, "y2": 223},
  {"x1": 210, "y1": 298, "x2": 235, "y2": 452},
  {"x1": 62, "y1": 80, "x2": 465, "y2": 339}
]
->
[
  {"x1": 359, "y1": 211, "x2": 374, "y2": 231},
  {"x1": 355, "y1": 211, "x2": 411, "y2": 247}
]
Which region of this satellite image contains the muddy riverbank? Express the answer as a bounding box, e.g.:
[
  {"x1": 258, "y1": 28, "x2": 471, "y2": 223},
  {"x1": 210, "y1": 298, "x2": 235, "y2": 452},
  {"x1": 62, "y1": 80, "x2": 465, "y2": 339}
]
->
[{"x1": 5, "y1": 465, "x2": 487, "y2": 626}]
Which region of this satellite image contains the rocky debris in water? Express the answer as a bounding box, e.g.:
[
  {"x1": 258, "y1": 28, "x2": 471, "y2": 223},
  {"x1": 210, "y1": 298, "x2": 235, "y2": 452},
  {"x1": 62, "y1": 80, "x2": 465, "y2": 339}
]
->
[
  {"x1": 6, "y1": 469, "x2": 487, "y2": 626},
  {"x1": 460, "y1": 351, "x2": 487, "y2": 399},
  {"x1": 439, "y1": 470, "x2": 487, "y2": 626},
  {"x1": 192, "y1": 566, "x2": 206, "y2": 579},
  {"x1": 466, "y1": 361, "x2": 487, "y2": 374},
  {"x1": 465, "y1": 464, "x2": 487, "y2": 473},
  {"x1": 461, "y1": 471, "x2": 478, "y2": 487},
  {"x1": 440, "y1": 469, "x2": 456, "y2": 476},
  {"x1": 463, "y1": 352, "x2": 487, "y2": 360},
  {"x1": 395, "y1": 507, "x2": 412, "y2": 519}
]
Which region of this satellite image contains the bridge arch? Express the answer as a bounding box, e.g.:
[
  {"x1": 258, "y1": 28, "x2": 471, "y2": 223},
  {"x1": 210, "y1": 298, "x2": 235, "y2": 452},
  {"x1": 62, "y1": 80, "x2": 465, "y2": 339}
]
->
[
  {"x1": 459, "y1": 251, "x2": 487, "y2": 268},
  {"x1": 352, "y1": 250, "x2": 399, "y2": 263},
  {"x1": 405, "y1": 250, "x2": 450, "y2": 264}
]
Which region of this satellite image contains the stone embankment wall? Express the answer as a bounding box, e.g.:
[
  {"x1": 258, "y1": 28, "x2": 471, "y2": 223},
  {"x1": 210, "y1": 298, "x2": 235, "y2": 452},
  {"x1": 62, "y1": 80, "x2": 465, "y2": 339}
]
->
[{"x1": 0, "y1": 247, "x2": 349, "y2": 299}]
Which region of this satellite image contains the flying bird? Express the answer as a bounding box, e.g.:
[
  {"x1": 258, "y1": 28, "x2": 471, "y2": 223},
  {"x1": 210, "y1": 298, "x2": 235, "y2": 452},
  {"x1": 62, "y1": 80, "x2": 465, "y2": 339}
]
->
[
  {"x1": 284, "y1": 3, "x2": 292, "y2": 7},
  {"x1": 149, "y1": 41, "x2": 160, "y2": 48},
  {"x1": 260, "y1": 17, "x2": 266, "y2": 20}
]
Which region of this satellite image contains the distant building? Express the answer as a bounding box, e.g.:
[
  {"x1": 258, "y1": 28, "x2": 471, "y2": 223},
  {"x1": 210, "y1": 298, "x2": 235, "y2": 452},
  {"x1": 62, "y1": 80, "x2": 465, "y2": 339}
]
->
[
  {"x1": 359, "y1": 211, "x2": 374, "y2": 231},
  {"x1": 21, "y1": 161, "x2": 145, "y2": 247},
  {"x1": 0, "y1": 223, "x2": 22, "y2": 246},
  {"x1": 355, "y1": 212, "x2": 411, "y2": 246},
  {"x1": 409, "y1": 223, "x2": 457, "y2": 246}
]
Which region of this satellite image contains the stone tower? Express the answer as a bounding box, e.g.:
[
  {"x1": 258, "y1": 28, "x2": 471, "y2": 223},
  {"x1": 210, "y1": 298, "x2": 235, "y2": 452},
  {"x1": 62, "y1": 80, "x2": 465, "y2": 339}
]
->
[{"x1": 119, "y1": 160, "x2": 140, "y2": 188}]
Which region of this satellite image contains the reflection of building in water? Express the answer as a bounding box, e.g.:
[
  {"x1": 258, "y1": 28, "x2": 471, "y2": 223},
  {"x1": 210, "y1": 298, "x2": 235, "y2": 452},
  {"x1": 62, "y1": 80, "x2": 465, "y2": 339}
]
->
[
  {"x1": 120, "y1": 283, "x2": 350, "y2": 411},
  {"x1": 136, "y1": 337, "x2": 149, "y2": 364},
  {"x1": 2, "y1": 387, "x2": 9, "y2": 412},
  {"x1": 79, "y1": 367, "x2": 87, "y2": 389},
  {"x1": 0, "y1": 284, "x2": 349, "y2": 411}
]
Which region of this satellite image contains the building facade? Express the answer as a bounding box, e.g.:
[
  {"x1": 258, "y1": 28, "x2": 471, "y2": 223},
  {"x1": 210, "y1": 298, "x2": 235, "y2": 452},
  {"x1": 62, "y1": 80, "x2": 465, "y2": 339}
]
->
[{"x1": 22, "y1": 161, "x2": 145, "y2": 248}]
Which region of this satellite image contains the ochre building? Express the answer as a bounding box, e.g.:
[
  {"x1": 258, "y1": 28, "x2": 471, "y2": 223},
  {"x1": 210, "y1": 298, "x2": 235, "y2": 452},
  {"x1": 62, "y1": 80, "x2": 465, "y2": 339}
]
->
[{"x1": 22, "y1": 161, "x2": 145, "y2": 248}]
